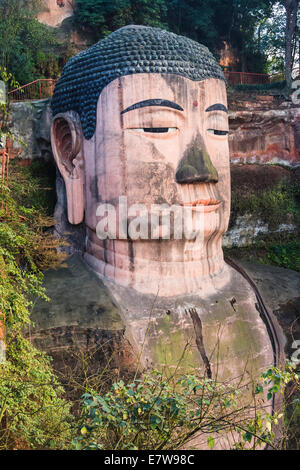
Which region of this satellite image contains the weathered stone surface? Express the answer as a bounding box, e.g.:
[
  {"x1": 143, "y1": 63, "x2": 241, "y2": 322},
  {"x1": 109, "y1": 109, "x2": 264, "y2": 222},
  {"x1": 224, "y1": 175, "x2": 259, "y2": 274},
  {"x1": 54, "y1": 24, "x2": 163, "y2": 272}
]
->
[
  {"x1": 230, "y1": 163, "x2": 293, "y2": 190},
  {"x1": 236, "y1": 260, "x2": 300, "y2": 358},
  {"x1": 9, "y1": 99, "x2": 53, "y2": 161},
  {"x1": 229, "y1": 106, "x2": 300, "y2": 166},
  {"x1": 223, "y1": 214, "x2": 295, "y2": 248},
  {"x1": 38, "y1": 0, "x2": 74, "y2": 28},
  {"x1": 30, "y1": 253, "x2": 277, "y2": 387},
  {"x1": 31, "y1": 254, "x2": 123, "y2": 331},
  {"x1": 257, "y1": 95, "x2": 274, "y2": 103},
  {"x1": 29, "y1": 254, "x2": 283, "y2": 450},
  {"x1": 103, "y1": 260, "x2": 276, "y2": 381},
  {"x1": 29, "y1": 254, "x2": 137, "y2": 372}
]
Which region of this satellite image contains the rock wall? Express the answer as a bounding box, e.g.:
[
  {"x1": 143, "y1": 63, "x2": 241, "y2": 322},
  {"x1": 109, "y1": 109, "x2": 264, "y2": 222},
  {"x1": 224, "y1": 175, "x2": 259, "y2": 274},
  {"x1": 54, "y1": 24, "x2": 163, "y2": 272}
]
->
[
  {"x1": 229, "y1": 100, "x2": 300, "y2": 167},
  {"x1": 38, "y1": 0, "x2": 74, "y2": 28},
  {"x1": 225, "y1": 164, "x2": 298, "y2": 248},
  {"x1": 223, "y1": 214, "x2": 296, "y2": 248},
  {"x1": 8, "y1": 99, "x2": 53, "y2": 163}
]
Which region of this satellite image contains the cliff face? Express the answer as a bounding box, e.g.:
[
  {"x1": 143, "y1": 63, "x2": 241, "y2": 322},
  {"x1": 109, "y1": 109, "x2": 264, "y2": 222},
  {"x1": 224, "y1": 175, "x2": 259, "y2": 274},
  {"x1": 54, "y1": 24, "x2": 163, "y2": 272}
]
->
[
  {"x1": 38, "y1": 0, "x2": 74, "y2": 28},
  {"x1": 229, "y1": 99, "x2": 300, "y2": 166}
]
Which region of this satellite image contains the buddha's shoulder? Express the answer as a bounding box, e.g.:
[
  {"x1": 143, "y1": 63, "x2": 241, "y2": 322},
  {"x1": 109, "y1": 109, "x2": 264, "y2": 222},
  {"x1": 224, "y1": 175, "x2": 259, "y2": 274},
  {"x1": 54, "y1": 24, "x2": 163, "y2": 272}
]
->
[
  {"x1": 31, "y1": 254, "x2": 124, "y2": 332},
  {"x1": 229, "y1": 260, "x2": 300, "y2": 312}
]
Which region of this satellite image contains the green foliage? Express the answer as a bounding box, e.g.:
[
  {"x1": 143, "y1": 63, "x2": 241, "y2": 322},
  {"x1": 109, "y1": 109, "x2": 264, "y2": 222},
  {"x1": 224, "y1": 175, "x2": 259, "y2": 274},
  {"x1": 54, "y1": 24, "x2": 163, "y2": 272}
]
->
[
  {"x1": 224, "y1": 236, "x2": 300, "y2": 272},
  {"x1": 0, "y1": 0, "x2": 296, "y2": 85},
  {"x1": 0, "y1": 0, "x2": 60, "y2": 84},
  {"x1": 0, "y1": 161, "x2": 72, "y2": 449},
  {"x1": 74, "y1": 371, "x2": 238, "y2": 450},
  {"x1": 266, "y1": 240, "x2": 300, "y2": 271},
  {"x1": 74, "y1": 363, "x2": 300, "y2": 450},
  {"x1": 0, "y1": 339, "x2": 72, "y2": 449},
  {"x1": 230, "y1": 180, "x2": 300, "y2": 231},
  {"x1": 74, "y1": 0, "x2": 167, "y2": 40},
  {"x1": 234, "y1": 81, "x2": 287, "y2": 92},
  {"x1": 228, "y1": 177, "x2": 300, "y2": 271},
  {"x1": 73, "y1": 0, "x2": 276, "y2": 73},
  {"x1": 0, "y1": 68, "x2": 22, "y2": 147},
  {"x1": 0, "y1": 0, "x2": 295, "y2": 83}
]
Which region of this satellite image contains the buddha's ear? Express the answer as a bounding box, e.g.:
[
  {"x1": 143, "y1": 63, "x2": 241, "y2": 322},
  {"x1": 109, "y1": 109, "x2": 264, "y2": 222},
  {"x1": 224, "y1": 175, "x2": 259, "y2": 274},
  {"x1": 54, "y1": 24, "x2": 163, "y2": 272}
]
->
[{"x1": 51, "y1": 111, "x2": 84, "y2": 225}]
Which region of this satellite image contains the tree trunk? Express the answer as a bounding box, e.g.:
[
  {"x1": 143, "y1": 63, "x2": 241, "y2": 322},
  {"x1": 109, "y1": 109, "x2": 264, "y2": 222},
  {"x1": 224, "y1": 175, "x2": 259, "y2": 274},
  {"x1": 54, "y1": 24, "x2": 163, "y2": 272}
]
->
[{"x1": 283, "y1": 0, "x2": 299, "y2": 91}]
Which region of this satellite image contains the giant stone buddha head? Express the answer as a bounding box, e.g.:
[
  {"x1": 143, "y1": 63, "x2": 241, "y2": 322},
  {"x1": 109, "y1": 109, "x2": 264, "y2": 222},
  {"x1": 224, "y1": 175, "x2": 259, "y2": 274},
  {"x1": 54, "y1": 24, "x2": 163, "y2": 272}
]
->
[{"x1": 51, "y1": 25, "x2": 230, "y2": 296}]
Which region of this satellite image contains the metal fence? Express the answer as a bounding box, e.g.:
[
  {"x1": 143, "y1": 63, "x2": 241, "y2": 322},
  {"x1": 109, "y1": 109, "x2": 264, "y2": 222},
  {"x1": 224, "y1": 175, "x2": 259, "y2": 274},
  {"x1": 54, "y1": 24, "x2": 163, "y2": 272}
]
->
[
  {"x1": 8, "y1": 78, "x2": 57, "y2": 101},
  {"x1": 224, "y1": 71, "x2": 270, "y2": 85},
  {"x1": 7, "y1": 68, "x2": 299, "y2": 101}
]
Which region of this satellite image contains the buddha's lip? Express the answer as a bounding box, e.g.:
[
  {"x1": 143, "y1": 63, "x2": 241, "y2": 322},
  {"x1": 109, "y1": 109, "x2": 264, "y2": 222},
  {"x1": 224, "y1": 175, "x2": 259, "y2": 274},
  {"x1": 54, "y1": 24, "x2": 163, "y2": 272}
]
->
[{"x1": 181, "y1": 199, "x2": 222, "y2": 213}]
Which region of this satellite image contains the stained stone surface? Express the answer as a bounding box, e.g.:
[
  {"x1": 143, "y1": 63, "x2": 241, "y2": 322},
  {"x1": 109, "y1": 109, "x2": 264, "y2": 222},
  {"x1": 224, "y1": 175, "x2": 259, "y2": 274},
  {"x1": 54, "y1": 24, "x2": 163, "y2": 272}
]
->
[
  {"x1": 237, "y1": 260, "x2": 300, "y2": 358},
  {"x1": 229, "y1": 105, "x2": 300, "y2": 166},
  {"x1": 9, "y1": 99, "x2": 52, "y2": 161},
  {"x1": 31, "y1": 254, "x2": 123, "y2": 331},
  {"x1": 29, "y1": 254, "x2": 139, "y2": 375},
  {"x1": 30, "y1": 254, "x2": 278, "y2": 383},
  {"x1": 101, "y1": 261, "x2": 276, "y2": 382}
]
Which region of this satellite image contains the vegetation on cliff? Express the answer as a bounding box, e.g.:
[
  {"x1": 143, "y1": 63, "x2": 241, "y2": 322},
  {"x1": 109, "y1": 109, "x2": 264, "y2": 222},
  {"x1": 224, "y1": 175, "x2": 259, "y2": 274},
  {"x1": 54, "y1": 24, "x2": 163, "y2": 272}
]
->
[
  {"x1": 74, "y1": 365, "x2": 300, "y2": 450},
  {"x1": 228, "y1": 168, "x2": 300, "y2": 271},
  {"x1": 0, "y1": 161, "x2": 73, "y2": 449},
  {"x1": 0, "y1": 0, "x2": 72, "y2": 85},
  {"x1": 73, "y1": 0, "x2": 299, "y2": 77},
  {"x1": 0, "y1": 1, "x2": 299, "y2": 86}
]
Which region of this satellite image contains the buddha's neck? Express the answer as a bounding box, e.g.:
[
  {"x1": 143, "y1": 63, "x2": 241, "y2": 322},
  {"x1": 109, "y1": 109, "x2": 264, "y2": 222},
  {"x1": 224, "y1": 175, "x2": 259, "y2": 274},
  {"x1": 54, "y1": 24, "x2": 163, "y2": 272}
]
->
[{"x1": 84, "y1": 227, "x2": 225, "y2": 296}]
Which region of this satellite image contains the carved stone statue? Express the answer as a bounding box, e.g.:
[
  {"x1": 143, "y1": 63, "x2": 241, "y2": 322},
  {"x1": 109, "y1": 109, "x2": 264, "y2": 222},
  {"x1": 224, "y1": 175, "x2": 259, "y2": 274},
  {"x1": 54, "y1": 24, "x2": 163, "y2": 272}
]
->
[{"x1": 50, "y1": 26, "x2": 281, "y2": 392}]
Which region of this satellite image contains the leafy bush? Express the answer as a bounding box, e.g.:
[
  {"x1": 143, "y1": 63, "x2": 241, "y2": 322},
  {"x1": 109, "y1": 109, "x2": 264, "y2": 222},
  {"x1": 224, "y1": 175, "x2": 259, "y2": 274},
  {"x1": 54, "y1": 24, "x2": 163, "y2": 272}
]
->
[
  {"x1": 234, "y1": 81, "x2": 286, "y2": 92},
  {"x1": 0, "y1": 340, "x2": 72, "y2": 449},
  {"x1": 230, "y1": 180, "x2": 300, "y2": 231},
  {"x1": 0, "y1": 161, "x2": 72, "y2": 449},
  {"x1": 228, "y1": 177, "x2": 300, "y2": 271},
  {"x1": 266, "y1": 240, "x2": 300, "y2": 271},
  {"x1": 74, "y1": 364, "x2": 300, "y2": 450}
]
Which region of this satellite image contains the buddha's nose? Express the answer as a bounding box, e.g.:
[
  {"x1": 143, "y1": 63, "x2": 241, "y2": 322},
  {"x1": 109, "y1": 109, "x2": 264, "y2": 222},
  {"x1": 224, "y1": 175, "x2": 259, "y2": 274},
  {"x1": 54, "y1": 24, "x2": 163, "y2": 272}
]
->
[{"x1": 175, "y1": 138, "x2": 218, "y2": 184}]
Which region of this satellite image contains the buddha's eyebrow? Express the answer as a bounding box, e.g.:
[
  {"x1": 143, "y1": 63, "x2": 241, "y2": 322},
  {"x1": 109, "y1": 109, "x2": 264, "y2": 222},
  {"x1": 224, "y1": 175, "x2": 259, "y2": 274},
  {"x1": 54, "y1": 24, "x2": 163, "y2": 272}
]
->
[
  {"x1": 205, "y1": 103, "x2": 228, "y2": 113},
  {"x1": 121, "y1": 99, "x2": 183, "y2": 115}
]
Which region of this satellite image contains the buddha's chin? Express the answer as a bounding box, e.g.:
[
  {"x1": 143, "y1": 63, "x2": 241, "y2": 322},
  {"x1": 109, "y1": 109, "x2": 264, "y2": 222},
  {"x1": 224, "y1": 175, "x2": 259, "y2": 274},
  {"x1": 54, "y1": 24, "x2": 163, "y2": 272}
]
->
[{"x1": 84, "y1": 228, "x2": 226, "y2": 296}]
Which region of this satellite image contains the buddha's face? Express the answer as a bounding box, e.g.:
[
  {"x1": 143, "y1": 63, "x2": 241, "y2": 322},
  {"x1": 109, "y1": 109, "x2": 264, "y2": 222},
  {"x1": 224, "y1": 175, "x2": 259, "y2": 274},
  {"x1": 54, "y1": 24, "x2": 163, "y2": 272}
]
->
[{"x1": 52, "y1": 74, "x2": 231, "y2": 295}]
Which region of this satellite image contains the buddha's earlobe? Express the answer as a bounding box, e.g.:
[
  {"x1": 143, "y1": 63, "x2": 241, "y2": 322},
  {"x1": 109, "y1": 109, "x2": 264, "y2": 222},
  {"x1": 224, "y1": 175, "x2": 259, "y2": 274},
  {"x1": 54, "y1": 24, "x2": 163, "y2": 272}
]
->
[{"x1": 51, "y1": 111, "x2": 85, "y2": 225}]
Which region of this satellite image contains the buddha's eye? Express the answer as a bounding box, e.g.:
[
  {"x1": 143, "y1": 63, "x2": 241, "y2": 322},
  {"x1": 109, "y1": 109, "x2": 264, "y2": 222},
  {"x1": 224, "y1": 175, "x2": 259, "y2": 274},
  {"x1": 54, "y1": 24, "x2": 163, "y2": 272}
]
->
[
  {"x1": 133, "y1": 127, "x2": 178, "y2": 134},
  {"x1": 207, "y1": 129, "x2": 229, "y2": 136}
]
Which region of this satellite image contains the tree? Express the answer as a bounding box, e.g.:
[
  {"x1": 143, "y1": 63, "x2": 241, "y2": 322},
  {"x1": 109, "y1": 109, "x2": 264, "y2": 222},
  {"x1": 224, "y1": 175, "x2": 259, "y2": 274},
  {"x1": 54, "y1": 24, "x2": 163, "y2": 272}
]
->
[
  {"x1": 74, "y1": 364, "x2": 300, "y2": 450},
  {"x1": 73, "y1": 0, "x2": 275, "y2": 72},
  {"x1": 0, "y1": 0, "x2": 59, "y2": 84},
  {"x1": 74, "y1": 0, "x2": 167, "y2": 41},
  {"x1": 165, "y1": 0, "x2": 274, "y2": 71},
  {"x1": 280, "y1": 0, "x2": 299, "y2": 89}
]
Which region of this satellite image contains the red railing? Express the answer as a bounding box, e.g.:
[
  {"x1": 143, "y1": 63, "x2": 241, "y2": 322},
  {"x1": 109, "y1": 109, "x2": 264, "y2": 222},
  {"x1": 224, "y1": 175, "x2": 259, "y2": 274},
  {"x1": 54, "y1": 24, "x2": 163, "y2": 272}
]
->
[
  {"x1": 8, "y1": 68, "x2": 297, "y2": 102},
  {"x1": 224, "y1": 71, "x2": 270, "y2": 85},
  {"x1": 8, "y1": 79, "x2": 57, "y2": 102}
]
